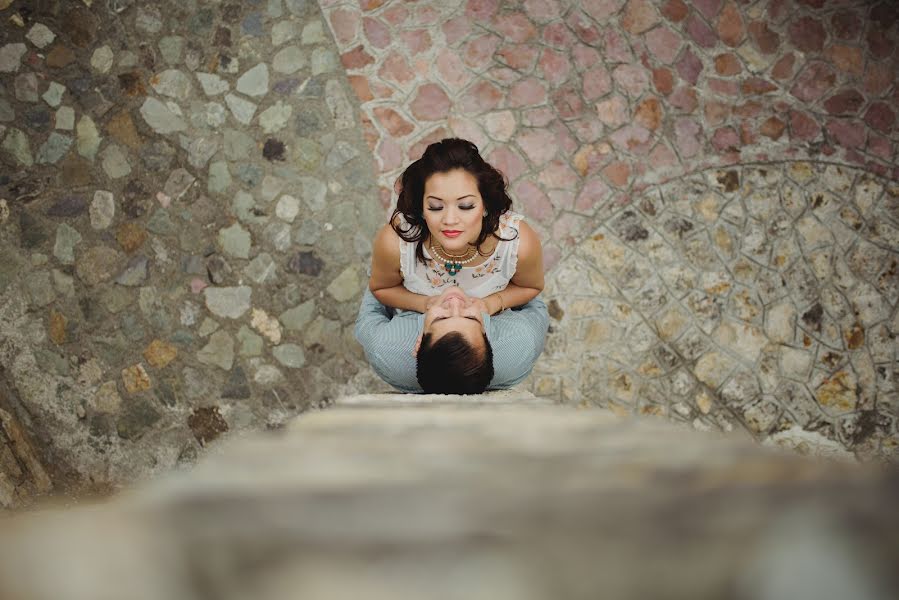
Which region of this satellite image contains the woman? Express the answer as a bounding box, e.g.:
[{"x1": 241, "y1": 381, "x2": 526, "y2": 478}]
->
[
  {"x1": 369, "y1": 138, "x2": 544, "y2": 316},
  {"x1": 368, "y1": 138, "x2": 545, "y2": 394}
]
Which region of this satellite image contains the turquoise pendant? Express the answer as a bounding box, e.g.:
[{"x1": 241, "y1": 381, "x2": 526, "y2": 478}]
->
[{"x1": 445, "y1": 261, "x2": 462, "y2": 276}]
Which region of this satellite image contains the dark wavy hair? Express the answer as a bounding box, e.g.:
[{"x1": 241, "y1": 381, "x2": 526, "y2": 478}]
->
[
  {"x1": 390, "y1": 138, "x2": 515, "y2": 265},
  {"x1": 417, "y1": 332, "x2": 494, "y2": 395}
]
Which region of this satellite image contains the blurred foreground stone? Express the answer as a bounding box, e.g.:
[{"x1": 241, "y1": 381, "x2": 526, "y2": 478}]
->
[{"x1": 1, "y1": 391, "x2": 897, "y2": 600}]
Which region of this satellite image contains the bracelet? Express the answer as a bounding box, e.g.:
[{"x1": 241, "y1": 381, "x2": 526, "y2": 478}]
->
[{"x1": 497, "y1": 292, "x2": 505, "y2": 313}]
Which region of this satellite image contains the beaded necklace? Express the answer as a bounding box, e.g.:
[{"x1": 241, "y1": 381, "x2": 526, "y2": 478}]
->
[{"x1": 429, "y1": 242, "x2": 478, "y2": 276}]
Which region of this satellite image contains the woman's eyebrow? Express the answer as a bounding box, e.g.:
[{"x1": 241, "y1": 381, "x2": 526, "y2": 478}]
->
[{"x1": 426, "y1": 194, "x2": 476, "y2": 201}]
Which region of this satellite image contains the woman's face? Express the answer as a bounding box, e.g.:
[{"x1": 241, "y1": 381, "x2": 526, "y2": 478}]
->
[{"x1": 422, "y1": 168, "x2": 485, "y2": 253}]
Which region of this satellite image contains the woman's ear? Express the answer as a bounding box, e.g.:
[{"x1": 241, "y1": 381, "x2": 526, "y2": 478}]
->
[{"x1": 413, "y1": 333, "x2": 422, "y2": 357}]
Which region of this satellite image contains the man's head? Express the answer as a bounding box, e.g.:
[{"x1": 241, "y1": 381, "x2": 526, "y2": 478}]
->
[{"x1": 415, "y1": 288, "x2": 494, "y2": 394}]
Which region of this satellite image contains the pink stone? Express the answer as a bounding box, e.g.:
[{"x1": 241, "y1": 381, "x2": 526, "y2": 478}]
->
[
  {"x1": 497, "y1": 44, "x2": 539, "y2": 71},
  {"x1": 867, "y1": 133, "x2": 892, "y2": 160},
  {"x1": 575, "y1": 177, "x2": 610, "y2": 213},
  {"x1": 448, "y1": 116, "x2": 488, "y2": 149},
  {"x1": 373, "y1": 107, "x2": 414, "y2": 137},
  {"x1": 748, "y1": 21, "x2": 779, "y2": 54},
  {"x1": 370, "y1": 81, "x2": 394, "y2": 99},
  {"x1": 661, "y1": 0, "x2": 688, "y2": 22},
  {"x1": 542, "y1": 22, "x2": 576, "y2": 48},
  {"x1": 789, "y1": 110, "x2": 820, "y2": 141},
  {"x1": 523, "y1": 107, "x2": 555, "y2": 127},
  {"x1": 483, "y1": 111, "x2": 517, "y2": 141},
  {"x1": 551, "y1": 212, "x2": 590, "y2": 249},
  {"x1": 674, "y1": 117, "x2": 702, "y2": 157},
  {"x1": 613, "y1": 64, "x2": 650, "y2": 96},
  {"x1": 362, "y1": 17, "x2": 391, "y2": 49},
  {"x1": 566, "y1": 10, "x2": 601, "y2": 45},
  {"x1": 410, "y1": 84, "x2": 451, "y2": 121},
  {"x1": 771, "y1": 53, "x2": 795, "y2": 80},
  {"x1": 693, "y1": 0, "x2": 721, "y2": 20},
  {"x1": 360, "y1": 115, "x2": 378, "y2": 150},
  {"x1": 550, "y1": 121, "x2": 578, "y2": 154},
  {"x1": 517, "y1": 128, "x2": 558, "y2": 166},
  {"x1": 741, "y1": 77, "x2": 777, "y2": 95},
  {"x1": 708, "y1": 78, "x2": 739, "y2": 96},
  {"x1": 714, "y1": 53, "x2": 741, "y2": 75},
  {"x1": 704, "y1": 100, "x2": 729, "y2": 126},
  {"x1": 514, "y1": 180, "x2": 554, "y2": 221},
  {"x1": 711, "y1": 127, "x2": 739, "y2": 151},
  {"x1": 459, "y1": 80, "x2": 504, "y2": 114},
  {"x1": 572, "y1": 45, "x2": 602, "y2": 71},
  {"x1": 595, "y1": 95, "x2": 627, "y2": 126},
  {"x1": 570, "y1": 117, "x2": 605, "y2": 143},
  {"x1": 603, "y1": 161, "x2": 631, "y2": 187},
  {"x1": 378, "y1": 52, "x2": 415, "y2": 84},
  {"x1": 435, "y1": 48, "x2": 472, "y2": 88},
  {"x1": 717, "y1": 2, "x2": 744, "y2": 47},
  {"x1": 538, "y1": 48, "x2": 571, "y2": 86},
  {"x1": 649, "y1": 141, "x2": 678, "y2": 167},
  {"x1": 864, "y1": 102, "x2": 895, "y2": 133},
  {"x1": 383, "y1": 5, "x2": 409, "y2": 26},
  {"x1": 537, "y1": 160, "x2": 579, "y2": 189},
  {"x1": 582, "y1": 0, "x2": 625, "y2": 20},
  {"x1": 414, "y1": 6, "x2": 441, "y2": 26},
  {"x1": 864, "y1": 63, "x2": 892, "y2": 96},
  {"x1": 789, "y1": 16, "x2": 826, "y2": 53},
  {"x1": 358, "y1": 0, "x2": 384, "y2": 11},
  {"x1": 653, "y1": 68, "x2": 674, "y2": 95},
  {"x1": 378, "y1": 137, "x2": 403, "y2": 170},
  {"x1": 610, "y1": 125, "x2": 652, "y2": 153},
  {"x1": 550, "y1": 85, "x2": 583, "y2": 119},
  {"x1": 686, "y1": 13, "x2": 717, "y2": 48},
  {"x1": 759, "y1": 116, "x2": 785, "y2": 140},
  {"x1": 486, "y1": 66, "x2": 519, "y2": 85},
  {"x1": 582, "y1": 65, "x2": 612, "y2": 100},
  {"x1": 542, "y1": 244, "x2": 561, "y2": 271},
  {"x1": 831, "y1": 10, "x2": 862, "y2": 40},
  {"x1": 190, "y1": 278, "x2": 207, "y2": 294},
  {"x1": 767, "y1": 0, "x2": 788, "y2": 22},
  {"x1": 733, "y1": 101, "x2": 762, "y2": 118},
  {"x1": 790, "y1": 62, "x2": 835, "y2": 103},
  {"x1": 621, "y1": 0, "x2": 659, "y2": 34},
  {"x1": 826, "y1": 118, "x2": 865, "y2": 149},
  {"x1": 669, "y1": 86, "x2": 698, "y2": 111},
  {"x1": 341, "y1": 45, "x2": 375, "y2": 69},
  {"x1": 463, "y1": 34, "x2": 501, "y2": 70},
  {"x1": 330, "y1": 8, "x2": 360, "y2": 46},
  {"x1": 645, "y1": 26, "x2": 682, "y2": 64},
  {"x1": 488, "y1": 146, "x2": 528, "y2": 181},
  {"x1": 465, "y1": 0, "x2": 499, "y2": 21},
  {"x1": 823, "y1": 89, "x2": 864, "y2": 115},
  {"x1": 401, "y1": 29, "x2": 432, "y2": 55},
  {"x1": 866, "y1": 28, "x2": 893, "y2": 60},
  {"x1": 676, "y1": 47, "x2": 702, "y2": 84},
  {"x1": 442, "y1": 15, "x2": 472, "y2": 45},
  {"x1": 156, "y1": 192, "x2": 172, "y2": 208},
  {"x1": 524, "y1": 0, "x2": 563, "y2": 22},
  {"x1": 508, "y1": 78, "x2": 547, "y2": 108},
  {"x1": 827, "y1": 45, "x2": 863, "y2": 76},
  {"x1": 493, "y1": 13, "x2": 537, "y2": 43},
  {"x1": 602, "y1": 29, "x2": 633, "y2": 62},
  {"x1": 347, "y1": 75, "x2": 373, "y2": 102}
]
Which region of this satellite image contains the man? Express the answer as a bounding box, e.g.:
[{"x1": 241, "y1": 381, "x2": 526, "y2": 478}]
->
[{"x1": 354, "y1": 287, "x2": 549, "y2": 394}]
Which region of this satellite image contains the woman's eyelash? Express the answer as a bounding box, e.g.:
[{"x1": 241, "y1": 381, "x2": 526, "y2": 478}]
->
[{"x1": 459, "y1": 205, "x2": 474, "y2": 210}]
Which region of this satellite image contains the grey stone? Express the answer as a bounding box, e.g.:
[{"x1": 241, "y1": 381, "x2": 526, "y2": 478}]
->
[
  {"x1": 46, "y1": 195, "x2": 87, "y2": 217},
  {"x1": 232, "y1": 190, "x2": 266, "y2": 224},
  {"x1": 140, "y1": 98, "x2": 187, "y2": 134},
  {"x1": 0, "y1": 43, "x2": 27, "y2": 73},
  {"x1": 1, "y1": 128, "x2": 33, "y2": 166},
  {"x1": 115, "y1": 255, "x2": 149, "y2": 286},
  {"x1": 224, "y1": 94, "x2": 257, "y2": 125},
  {"x1": 203, "y1": 102, "x2": 227, "y2": 127},
  {"x1": 235, "y1": 164, "x2": 264, "y2": 189},
  {"x1": 52, "y1": 269, "x2": 75, "y2": 297},
  {"x1": 299, "y1": 177, "x2": 327, "y2": 212},
  {"x1": 24, "y1": 107, "x2": 51, "y2": 132},
  {"x1": 267, "y1": 0, "x2": 284, "y2": 18},
  {"x1": 196, "y1": 72, "x2": 229, "y2": 96},
  {"x1": 236, "y1": 63, "x2": 269, "y2": 98},
  {"x1": 275, "y1": 194, "x2": 300, "y2": 222},
  {"x1": 117, "y1": 50, "x2": 138, "y2": 68},
  {"x1": 54, "y1": 106, "x2": 74, "y2": 130},
  {"x1": 76, "y1": 246, "x2": 121, "y2": 286},
  {"x1": 237, "y1": 325, "x2": 263, "y2": 356},
  {"x1": 302, "y1": 21, "x2": 325, "y2": 44},
  {"x1": 76, "y1": 116, "x2": 101, "y2": 159},
  {"x1": 24, "y1": 271, "x2": 55, "y2": 306},
  {"x1": 163, "y1": 168, "x2": 196, "y2": 204},
  {"x1": 0, "y1": 98, "x2": 13, "y2": 122},
  {"x1": 101, "y1": 144, "x2": 132, "y2": 179},
  {"x1": 182, "y1": 255, "x2": 206, "y2": 275},
  {"x1": 259, "y1": 101, "x2": 292, "y2": 134},
  {"x1": 273, "y1": 46, "x2": 305, "y2": 75},
  {"x1": 222, "y1": 366, "x2": 251, "y2": 399},
  {"x1": 90, "y1": 190, "x2": 115, "y2": 229},
  {"x1": 325, "y1": 141, "x2": 359, "y2": 169},
  {"x1": 223, "y1": 129, "x2": 255, "y2": 161},
  {"x1": 198, "y1": 317, "x2": 220, "y2": 337},
  {"x1": 90, "y1": 46, "x2": 114, "y2": 73},
  {"x1": 41, "y1": 82, "x2": 66, "y2": 107},
  {"x1": 182, "y1": 135, "x2": 219, "y2": 169},
  {"x1": 327, "y1": 266, "x2": 361, "y2": 302},
  {"x1": 293, "y1": 138, "x2": 321, "y2": 171},
  {"x1": 262, "y1": 221, "x2": 291, "y2": 252},
  {"x1": 116, "y1": 400, "x2": 161, "y2": 440},
  {"x1": 208, "y1": 161, "x2": 232, "y2": 195},
  {"x1": 244, "y1": 253, "x2": 277, "y2": 284},
  {"x1": 242, "y1": 13, "x2": 264, "y2": 37},
  {"x1": 36, "y1": 132, "x2": 72, "y2": 164},
  {"x1": 288, "y1": 250, "x2": 324, "y2": 276},
  {"x1": 158, "y1": 36, "x2": 184, "y2": 65},
  {"x1": 260, "y1": 175, "x2": 286, "y2": 203},
  {"x1": 206, "y1": 255, "x2": 233, "y2": 285},
  {"x1": 204, "y1": 286, "x2": 252, "y2": 319},
  {"x1": 53, "y1": 223, "x2": 82, "y2": 264},
  {"x1": 273, "y1": 344, "x2": 305, "y2": 369},
  {"x1": 146, "y1": 209, "x2": 176, "y2": 236},
  {"x1": 312, "y1": 48, "x2": 337, "y2": 76},
  {"x1": 272, "y1": 21, "x2": 300, "y2": 46},
  {"x1": 151, "y1": 69, "x2": 193, "y2": 100},
  {"x1": 26, "y1": 23, "x2": 56, "y2": 48},
  {"x1": 15, "y1": 73, "x2": 39, "y2": 103},
  {"x1": 197, "y1": 330, "x2": 234, "y2": 370},
  {"x1": 34, "y1": 348, "x2": 69, "y2": 377},
  {"x1": 141, "y1": 140, "x2": 176, "y2": 171},
  {"x1": 280, "y1": 299, "x2": 315, "y2": 331},
  {"x1": 325, "y1": 80, "x2": 355, "y2": 130},
  {"x1": 120, "y1": 312, "x2": 146, "y2": 340},
  {"x1": 135, "y1": 6, "x2": 163, "y2": 33}
]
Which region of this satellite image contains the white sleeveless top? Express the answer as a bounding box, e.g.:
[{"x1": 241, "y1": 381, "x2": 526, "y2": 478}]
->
[{"x1": 398, "y1": 211, "x2": 524, "y2": 298}]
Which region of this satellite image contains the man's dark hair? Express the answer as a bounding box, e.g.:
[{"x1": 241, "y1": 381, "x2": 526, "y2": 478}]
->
[{"x1": 416, "y1": 331, "x2": 494, "y2": 395}]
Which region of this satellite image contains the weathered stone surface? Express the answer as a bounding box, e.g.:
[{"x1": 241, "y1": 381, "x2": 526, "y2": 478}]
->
[
  {"x1": 204, "y1": 286, "x2": 252, "y2": 319},
  {"x1": 140, "y1": 98, "x2": 187, "y2": 134},
  {"x1": 143, "y1": 339, "x2": 178, "y2": 368},
  {"x1": 197, "y1": 330, "x2": 235, "y2": 370},
  {"x1": 122, "y1": 363, "x2": 152, "y2": 394}
]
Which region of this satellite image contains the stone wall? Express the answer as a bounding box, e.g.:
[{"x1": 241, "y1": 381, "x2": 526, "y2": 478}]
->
[{"x1": 0, "y1": 0, "x2": 386, "y2": 504}]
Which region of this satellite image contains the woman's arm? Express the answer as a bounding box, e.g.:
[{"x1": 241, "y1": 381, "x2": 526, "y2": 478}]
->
[
  {"x1": 483, "y1": 221, "x2": 544, "y2": 315},
  {"x1": 368, "y1": 224, "x2": 431, "y2": 312}
]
